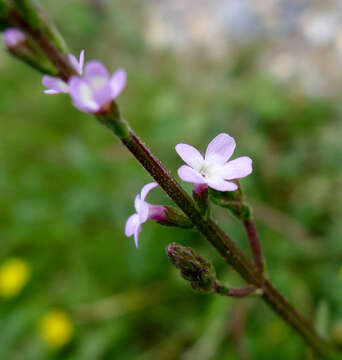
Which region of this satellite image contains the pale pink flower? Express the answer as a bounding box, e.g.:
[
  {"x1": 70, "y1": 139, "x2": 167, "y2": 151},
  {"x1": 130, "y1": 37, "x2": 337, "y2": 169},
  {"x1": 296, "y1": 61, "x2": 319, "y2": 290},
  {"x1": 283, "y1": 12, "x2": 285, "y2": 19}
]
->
[
  {"x1": 125, "y1": 182, "x2": 158, "y2": 248},
  {"x1": 175, "y1": 133, "x2": 252, "y2": 191},
  {"x1": 68, "y1": 62, "x2": 126, "y2": 113}
]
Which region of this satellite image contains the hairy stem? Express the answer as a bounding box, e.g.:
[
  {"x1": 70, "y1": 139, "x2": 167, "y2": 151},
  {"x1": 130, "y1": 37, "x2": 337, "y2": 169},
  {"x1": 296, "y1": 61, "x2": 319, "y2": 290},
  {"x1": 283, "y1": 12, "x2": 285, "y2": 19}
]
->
[{"x1": 5, "y1": 8, "x2": 340, "y2": 359}]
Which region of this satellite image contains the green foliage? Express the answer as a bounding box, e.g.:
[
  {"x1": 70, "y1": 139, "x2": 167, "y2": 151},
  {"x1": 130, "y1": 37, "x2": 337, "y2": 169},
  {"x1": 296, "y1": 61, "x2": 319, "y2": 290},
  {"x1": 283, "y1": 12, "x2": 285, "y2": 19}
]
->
[{"x1": 1, "y1": 0, "x2": 342, "y2": 359}]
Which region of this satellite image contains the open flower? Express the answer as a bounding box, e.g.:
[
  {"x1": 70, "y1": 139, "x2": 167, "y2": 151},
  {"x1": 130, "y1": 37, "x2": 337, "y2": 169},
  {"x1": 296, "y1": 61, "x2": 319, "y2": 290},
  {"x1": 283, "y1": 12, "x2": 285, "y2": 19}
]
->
[
  {"x1": 125, "y1": 182, "x2": 158, "y2": 247},
  {"x1": 68, "y1": 61, "x2": 126, "y2": 113},
  {"x1": 42, "y1": 50, "x2": 84, "y2": 94},
  {"x1": 175, "y1": 133, "x2": 252, "y2": 191}
]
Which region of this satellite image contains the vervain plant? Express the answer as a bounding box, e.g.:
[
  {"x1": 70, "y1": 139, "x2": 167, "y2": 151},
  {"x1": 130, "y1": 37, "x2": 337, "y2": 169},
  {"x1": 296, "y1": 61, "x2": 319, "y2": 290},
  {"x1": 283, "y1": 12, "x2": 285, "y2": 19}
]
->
[{"x1": 0, "y1": 1, "x2": 340, "y2": 358}]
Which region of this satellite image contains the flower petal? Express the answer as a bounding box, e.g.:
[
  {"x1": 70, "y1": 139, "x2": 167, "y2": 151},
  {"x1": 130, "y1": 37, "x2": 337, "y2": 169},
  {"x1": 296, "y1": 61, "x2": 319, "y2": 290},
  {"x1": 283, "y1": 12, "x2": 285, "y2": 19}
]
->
[
  {"x1": 68, "y1": 76, "x2": 99, "y2": 113},
  {"x1": 220, "y1": 156, "x2": 253, "y2": 180},
  {"x1": 93, "y1": 82, "x2": 114, "y2": 108},
  {"x1": 138, "y1": 201, "x2": 149, "y2": 223},
  {"x1": 68, "y1": 50, "x2": 84, "y2": 75},
  {"x1": 177, "y1": 165, "x2": 206, "y2": 184},
  {"x1": 205, "y1": 133, "x2": 236, "y2": 165},
  {"x1": 207, "y1": 178, "x2": 238, "y2": 191},
  {"x1": 134, "y1": 195, "x2": 150, "y2": 223},
  {"x1": 42, "y1": 75, "x2": 68, "y2": 94},
  {"x1": 44, "y1": 89, "x2": 60, "y2": 94},
  {"x1": 79, "y1": 50, "x2": 85, "y2": 74},
  {"x1": 111, "y1": 69, "x2": 126, "y2": 98},
  {"x1": 134, "y1": 194, "x2": 142, "y2": 213},
  {"x1": 134, "y1": 224, "x2": 142, "y2": 248},
  {"x1": 175, "y1": 143, "x2": 203, "y2": 169},
  {"x1": 125, "y1": 213, "x2": 139, "y2": 237},
  {"x1": 140, "y1": 182, "x2": 158, "y2": 201},
  {"x1": 84, "y1": 61, "x2": 109, "y2": 90}
]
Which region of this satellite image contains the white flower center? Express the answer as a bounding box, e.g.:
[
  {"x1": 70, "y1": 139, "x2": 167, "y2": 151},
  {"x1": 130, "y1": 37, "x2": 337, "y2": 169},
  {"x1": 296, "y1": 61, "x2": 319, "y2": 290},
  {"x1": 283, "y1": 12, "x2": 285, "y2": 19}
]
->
[
  {"x1": 196, "y1": 160, "x2": 217, "y2": 179},
  {"x1": 79, "y1": 83, "x2": 98, "y2": 109},
  {"x1": 90, "y1": 76, "x2": 106, "y2": 91}
]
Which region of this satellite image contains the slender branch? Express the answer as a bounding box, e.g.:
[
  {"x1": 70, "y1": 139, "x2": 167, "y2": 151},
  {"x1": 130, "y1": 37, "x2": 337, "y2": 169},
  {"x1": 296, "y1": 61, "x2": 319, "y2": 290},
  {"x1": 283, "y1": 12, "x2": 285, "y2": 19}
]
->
[
  {"x1": 243, "y1": 219, "x2": 264, "y2": 273},
  {"x1": 213, "y1": 281, "x2": 258, "y2": 298},
  {"x1": 5, "y1": 9, "x2": 340, "y2": 359},
  {"x1": 8, "y1": 9, "x2": 76, "y2": 80}
]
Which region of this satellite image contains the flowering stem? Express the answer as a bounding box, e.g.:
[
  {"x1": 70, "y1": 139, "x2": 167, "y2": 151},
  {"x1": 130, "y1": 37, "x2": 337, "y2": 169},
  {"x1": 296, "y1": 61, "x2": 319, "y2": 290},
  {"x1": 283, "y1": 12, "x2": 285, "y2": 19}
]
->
[
  {"x1": 120, "y1": 132, "x2": 337, "y2": 359},
  {"x1": 4, "y1": 8, "x2": 340, "y2": 359}
]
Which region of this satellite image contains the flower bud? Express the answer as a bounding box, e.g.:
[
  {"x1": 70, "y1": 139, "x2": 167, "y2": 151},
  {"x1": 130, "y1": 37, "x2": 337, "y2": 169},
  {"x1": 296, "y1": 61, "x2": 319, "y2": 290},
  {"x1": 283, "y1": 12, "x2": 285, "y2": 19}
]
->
[
  {"x1": 3, "y1": 28, "x2": 26, "y2": 48},
  {"x1": 149, "y1": 205, "x2": 193, "y2": 229},
  {"x1": 166, "y1": 243, "x2": 216, "y2": 293},
  {"x1": 193, "y1": 183, "x2": 208, "y2": 215},
  {"x1": 3, "y1": 27, "x2": 56, "y2": 75}
]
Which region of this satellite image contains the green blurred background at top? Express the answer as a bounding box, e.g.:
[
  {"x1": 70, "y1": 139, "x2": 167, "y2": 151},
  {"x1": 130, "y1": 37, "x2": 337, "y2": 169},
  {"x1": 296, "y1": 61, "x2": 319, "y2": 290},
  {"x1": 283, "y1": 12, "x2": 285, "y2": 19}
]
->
[{"x1": 1, "y1": 0, "x2": 342, "y2": 359}]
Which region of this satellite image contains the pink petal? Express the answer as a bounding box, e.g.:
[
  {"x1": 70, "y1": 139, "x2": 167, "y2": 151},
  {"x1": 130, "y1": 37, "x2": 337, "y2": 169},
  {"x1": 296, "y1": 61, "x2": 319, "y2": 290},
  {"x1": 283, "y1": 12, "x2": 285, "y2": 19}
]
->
[
  {"x1": 134, "y1": 195, "x2": 150, "y2": 223},
  {"x1": 220, "y1": 156, "x2": 253, "y2": 180},
  {"x1": 207, "y1": 178, "x2": 238, "y2": 191},
  {"x1": 79, "y1": 50, "x2": 85, "y2": 73},
  {"x1": 134, "y1": 224, "x2": 142, "y2": 248},
  {"x1": 68, "y1": 53, "x2": 81, "y2": 75},
  {"x1": 125, "y1": 213, "x2": 139, "y2": 237},
  {"x1": 84, "y1": 61, "x2": 109, "y2": 87},
  {"x1": 177, "y1": 165, "x2": 206, "y2": 184},
  {"x1": 68, "y1": 76, "x2": 99, "y2": 113},
  {"x1": 134, "y1": 194, "x2": 142, "y2": 213},
  {"x1": 139, "y1": 202, "x2": 149, "y2": 223},
  {"x1": 93, "y1": 82, "x2": 114, "y2": 108},
  {"x1": 205, "y1": 133, "x2": 236, "y2": 165},
  {"x1": 44, "y1": 89, "x2": 59, "y2": 94},
  {"x1": 140, "y1": 182, "x2": 158, "y2": 201},
  {"x1": 175, "y1": 144, "x2": 203, "y2": 169},
  {"x1": 111, "y1": 69, "x2": 126, "y2": 98},
  {"x1": 42, "y1": 75, "x2": 68, "y2": 94}
]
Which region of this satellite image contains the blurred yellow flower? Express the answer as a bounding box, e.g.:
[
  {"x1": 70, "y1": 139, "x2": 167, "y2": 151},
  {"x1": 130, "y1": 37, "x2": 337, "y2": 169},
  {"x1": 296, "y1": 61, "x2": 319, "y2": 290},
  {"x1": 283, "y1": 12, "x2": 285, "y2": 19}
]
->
[
  {"x1": 39, "y1": 310, "x2": 74, "y2": 349},
  {"x1": 0, "y1": 258, "x2": 31, "y2": 298}
]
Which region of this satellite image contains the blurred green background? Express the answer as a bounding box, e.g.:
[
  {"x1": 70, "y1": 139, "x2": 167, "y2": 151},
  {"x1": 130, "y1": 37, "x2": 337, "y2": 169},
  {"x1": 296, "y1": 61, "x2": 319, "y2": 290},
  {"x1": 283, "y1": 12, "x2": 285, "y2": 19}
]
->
[{"x1": 1, "y1": 0, "x2": 342, "y2": 359}]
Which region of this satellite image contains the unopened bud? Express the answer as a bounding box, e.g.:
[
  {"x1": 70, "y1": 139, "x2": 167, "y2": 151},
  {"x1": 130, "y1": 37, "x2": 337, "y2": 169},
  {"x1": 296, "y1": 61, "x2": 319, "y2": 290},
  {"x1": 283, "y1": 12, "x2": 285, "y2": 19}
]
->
[
  {"x1": 193, "y1": 183, "x2": 208, "y2": 215},
  {"x1": 166, "y1": 243, "x2": 216, "y2": 293},
  {"x1": 149, "y1": 205, "x2": 193, "y2": 229},
  {"x1": 2, "y1": 27, "x2": 56, "y2": 75},
  {"x1": 3, "y1": 28, "x2": 26, "y2": 48}
]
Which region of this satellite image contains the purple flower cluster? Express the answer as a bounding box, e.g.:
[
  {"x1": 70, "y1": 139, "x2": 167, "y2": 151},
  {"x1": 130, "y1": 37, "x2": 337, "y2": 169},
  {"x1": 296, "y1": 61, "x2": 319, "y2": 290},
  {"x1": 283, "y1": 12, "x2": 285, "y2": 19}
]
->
[{"x1": 42, "y1": 51, "x2": 126, "y2": 114}]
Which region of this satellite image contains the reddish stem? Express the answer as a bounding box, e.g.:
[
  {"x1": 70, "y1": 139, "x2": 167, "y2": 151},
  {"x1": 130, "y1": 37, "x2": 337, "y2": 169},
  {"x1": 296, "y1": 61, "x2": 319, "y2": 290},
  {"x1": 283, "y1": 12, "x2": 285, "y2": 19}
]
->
[{"x1": 243, "y1": 219, "x2": 264, "y2": 273}]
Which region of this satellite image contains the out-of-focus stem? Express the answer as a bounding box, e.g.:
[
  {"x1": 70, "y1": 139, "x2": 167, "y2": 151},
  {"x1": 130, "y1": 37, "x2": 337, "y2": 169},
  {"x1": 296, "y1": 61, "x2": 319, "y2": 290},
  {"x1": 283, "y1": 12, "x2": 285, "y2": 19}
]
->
[{"x1": 8, "y1": 9, "x2": 76, "y2": 80}]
